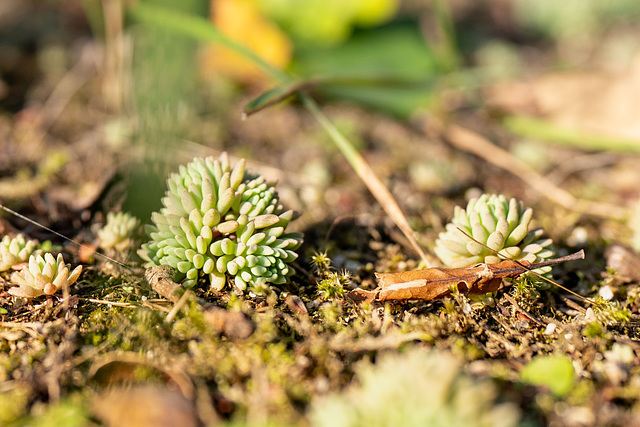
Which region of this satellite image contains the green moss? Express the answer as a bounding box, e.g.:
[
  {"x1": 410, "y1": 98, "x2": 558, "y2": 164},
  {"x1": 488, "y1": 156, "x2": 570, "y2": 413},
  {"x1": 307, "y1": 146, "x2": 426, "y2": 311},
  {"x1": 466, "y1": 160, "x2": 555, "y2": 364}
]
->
[
  {"x1": 565, "y1": 379, "x2": 596, "y2": 406},
  {"x1": 0, "y1": 385, "x2": 31, "y2": 425},
  {"x1": 582, "y1": 322, "x2": 605, "y2": 338},
  {"x1": 25, "y1": 394, "x2": 90, "y2": 427},
  {"x1": 317, "y1": 271, "x2": 348, "y2": 300}
]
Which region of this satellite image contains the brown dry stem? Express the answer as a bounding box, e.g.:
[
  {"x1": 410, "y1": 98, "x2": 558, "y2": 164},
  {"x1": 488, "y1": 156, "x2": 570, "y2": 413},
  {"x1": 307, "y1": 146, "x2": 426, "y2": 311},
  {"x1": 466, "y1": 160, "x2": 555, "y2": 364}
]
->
[
  {"x1": 145, "y1": 265, "x2": 183, "y2": 303},
  {"x1": 425, "y1": 120, "x2": 630, "y2": 221}
]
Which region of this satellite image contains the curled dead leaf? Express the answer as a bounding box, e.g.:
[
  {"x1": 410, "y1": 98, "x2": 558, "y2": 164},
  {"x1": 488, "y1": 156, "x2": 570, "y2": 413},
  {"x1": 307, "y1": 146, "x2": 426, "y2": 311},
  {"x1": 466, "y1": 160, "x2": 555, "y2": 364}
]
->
[
  {"x1": 349, "y1": 251, "x2": 585, "y2": 303},
  {"x1": 92, "y1": 386, "x2": 200, "y2": 427}
]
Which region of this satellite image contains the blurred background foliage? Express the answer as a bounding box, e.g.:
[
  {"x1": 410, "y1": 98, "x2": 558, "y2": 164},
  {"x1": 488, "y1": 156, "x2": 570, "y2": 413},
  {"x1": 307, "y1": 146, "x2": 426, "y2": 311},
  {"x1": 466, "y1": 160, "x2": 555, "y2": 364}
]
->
[
  {"x1": 2, "y1": 0, "x2": 640, "y2": 228},
  {"x1": 2, "y1": 1, "x2": 640, "y2": 426}
]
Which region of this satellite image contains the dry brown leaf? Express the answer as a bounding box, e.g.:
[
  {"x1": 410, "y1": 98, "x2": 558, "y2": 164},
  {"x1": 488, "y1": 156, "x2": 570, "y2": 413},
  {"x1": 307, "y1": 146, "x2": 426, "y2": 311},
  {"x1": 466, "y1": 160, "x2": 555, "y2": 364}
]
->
[
  {"x1": 349, "y1": 251, "x2": 584, "y2": 303},
  {"x1": 92, "y1": 386, "x2": 200, "y2": 427},
  {"x1": 200, "y1": 0, "x2": 292, "y2": 84}
]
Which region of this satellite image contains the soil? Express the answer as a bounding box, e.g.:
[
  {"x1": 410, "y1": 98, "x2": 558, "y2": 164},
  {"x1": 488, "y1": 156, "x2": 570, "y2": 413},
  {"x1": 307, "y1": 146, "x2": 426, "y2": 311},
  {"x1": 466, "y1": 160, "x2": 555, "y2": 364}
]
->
[{"x1": 2, "y1": 1, "x2": 640, "y2": 426}]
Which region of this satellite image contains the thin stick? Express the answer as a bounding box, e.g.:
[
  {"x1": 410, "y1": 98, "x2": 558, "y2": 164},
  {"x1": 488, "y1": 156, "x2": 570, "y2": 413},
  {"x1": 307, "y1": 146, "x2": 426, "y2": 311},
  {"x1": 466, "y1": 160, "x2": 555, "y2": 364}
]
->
[
  {"x1": 78, "y1": 298, "x2": 138, "y2": 308},
  {"x1": 455, "y1": 227, "x2": 593, "y2": 304},
  {"x1": 0, "y1": 203, "x2": 134, "y2": 270},
  {"x1": 428, "y1": 121, "x2": 629, "y2": 221},
  {"x1": 165, "y1": 289, "x2": 191, "y2": 323},
  {"x1": 130, "y1": 3, "x2": 433, "y2": 266},
  {"x1": 503, "y1": 293, "x2": 545, "y2": 327},
  {"x1": 302, "y1": 95, "x2": 432, "y2": 266},
  {"x1": 528, "y1": 251, "x2": 586, "y2": 268}
]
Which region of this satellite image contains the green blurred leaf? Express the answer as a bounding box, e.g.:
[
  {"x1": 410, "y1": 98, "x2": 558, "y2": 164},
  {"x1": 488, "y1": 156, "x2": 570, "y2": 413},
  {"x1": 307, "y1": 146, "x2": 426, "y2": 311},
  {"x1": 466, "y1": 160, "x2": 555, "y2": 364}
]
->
[
  {"x1": 292, "y1": 23, "x2": 439, "y2": 117},
  {"x1": 244, "y1": 81, "x2": 305, "y2": 116},
  {"x1": 520, "y1": 355, "x2": 575, "y2": 397},
  {"x1": 504, "y1": 115, "x2": 640, "y2": 153}
]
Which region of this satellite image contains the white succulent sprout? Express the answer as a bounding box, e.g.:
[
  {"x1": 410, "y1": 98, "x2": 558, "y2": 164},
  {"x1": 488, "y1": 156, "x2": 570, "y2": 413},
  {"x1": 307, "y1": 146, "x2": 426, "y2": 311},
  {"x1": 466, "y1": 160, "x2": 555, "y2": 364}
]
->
[
  {"x1": 8, "y1": 253, "x2": 83, "y2": 298},
  {"x1": 434, "y1": 194, "x2": 554, "y2": 274},
  {"x1": 97, "y1": 211, "x2": 141, "y2": 252},
  {"x1": 0, "y1": 234, "x2": 37, "y2": 271},
  {"x1": 139, "y1": 153, "x2": 303, "y2": 290}
]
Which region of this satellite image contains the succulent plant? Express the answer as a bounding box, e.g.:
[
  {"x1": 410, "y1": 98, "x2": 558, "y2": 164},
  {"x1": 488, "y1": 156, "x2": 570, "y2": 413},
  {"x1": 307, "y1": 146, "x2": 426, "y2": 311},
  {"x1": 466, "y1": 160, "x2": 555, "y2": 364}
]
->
[
  {"x1": 434, "y1": 194, "x2": 553, "y2": 272},
  {"x1": 97, "y1": 211, "x2": 141, "y2": 252},
  {"x1": 0, "y1": 234, "x2": 37, "y2": 272},
  {"x1": 138, "y1": 153, "x2": 303, "y2": 290},
  {"x1": 8, "y1": 253, "x2": 82, "y2": 298},
  {"x1": 311, "y1": 347, "x2": 520, "y2": 427}
]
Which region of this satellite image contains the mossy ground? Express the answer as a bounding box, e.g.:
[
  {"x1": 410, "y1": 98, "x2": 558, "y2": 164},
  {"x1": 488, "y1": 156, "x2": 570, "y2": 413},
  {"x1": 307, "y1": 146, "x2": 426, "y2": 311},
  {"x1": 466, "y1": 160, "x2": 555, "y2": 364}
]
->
[{"x1": 2, "y1": 1, "x2": 640, "y2": 426}]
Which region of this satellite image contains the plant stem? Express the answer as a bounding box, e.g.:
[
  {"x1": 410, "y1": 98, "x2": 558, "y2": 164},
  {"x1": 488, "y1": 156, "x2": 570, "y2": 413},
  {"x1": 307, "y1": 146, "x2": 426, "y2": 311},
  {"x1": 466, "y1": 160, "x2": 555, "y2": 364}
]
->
[
  {"x1": 301, "y1": 94, "x2": 430, "y2": 265},
  {"x1": 129, "y1": 3, "x2": 431, "y2": 265},
  {"x1": 129, "y1": 2, "x2": 289, "y2": 83}
]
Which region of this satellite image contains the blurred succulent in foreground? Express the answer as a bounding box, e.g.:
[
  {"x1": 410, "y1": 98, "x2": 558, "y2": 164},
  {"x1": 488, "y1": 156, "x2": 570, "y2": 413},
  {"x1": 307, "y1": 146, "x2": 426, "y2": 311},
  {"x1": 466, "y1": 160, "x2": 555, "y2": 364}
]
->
[
  {"x1": 97, "y1": 212, "x2": 141, "y2": 252},
  {"x1": 311, "y1": 347, "x2": 520, "y2": 427},
  {"x1": 0, "y1": 234, "x2": 37, "y2": 272},
  {"x1": 434, "y1": 194, "x2": 553, "y2": 273},
  {"x1": 138, "y1": 153, "x2": 303, "y2": 290},
  {"x1": 8, "y1": 253, "x2": 82, "y2": 298}
]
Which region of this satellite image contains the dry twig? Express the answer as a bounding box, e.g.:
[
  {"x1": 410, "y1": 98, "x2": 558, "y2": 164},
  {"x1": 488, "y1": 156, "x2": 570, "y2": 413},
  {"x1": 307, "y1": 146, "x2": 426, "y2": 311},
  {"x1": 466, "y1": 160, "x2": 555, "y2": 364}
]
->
[{"x1": 425, "y1": 121, "x2": 630, "y2": 221}]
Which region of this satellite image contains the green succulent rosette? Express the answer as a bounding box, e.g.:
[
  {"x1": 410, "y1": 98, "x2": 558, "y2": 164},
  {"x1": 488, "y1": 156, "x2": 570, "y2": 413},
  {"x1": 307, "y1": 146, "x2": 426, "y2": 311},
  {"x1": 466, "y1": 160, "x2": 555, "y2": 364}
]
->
[
  {"x1": 434, "y1": 194, "x2": 553, "y2": 273},
  {"x1": 8, "y1": 253, "x2": 83, "y2": 298},
  {"x1": 97, "y1": 212, "x2": 141, "y2": 252},
  {"x1": 0, "y1": 234, "x2": 37, "y2": 272},
  {"x1": 139, "y1": 153, "x2": 303, "y2": 290}
]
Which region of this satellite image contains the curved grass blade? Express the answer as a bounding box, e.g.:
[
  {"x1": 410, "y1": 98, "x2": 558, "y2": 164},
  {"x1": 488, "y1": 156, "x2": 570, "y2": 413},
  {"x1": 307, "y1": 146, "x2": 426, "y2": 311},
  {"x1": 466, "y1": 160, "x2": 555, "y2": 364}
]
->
[{"x1": 128, "y1": 3, "x2": 432, "y2": 266}]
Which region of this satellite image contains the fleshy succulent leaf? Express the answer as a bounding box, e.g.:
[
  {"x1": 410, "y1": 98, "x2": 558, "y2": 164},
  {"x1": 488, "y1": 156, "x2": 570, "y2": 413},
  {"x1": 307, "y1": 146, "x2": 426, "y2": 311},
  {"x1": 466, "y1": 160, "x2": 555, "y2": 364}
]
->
[
  {"x1": 435, "y1": 194, "x2": 553, "y2": 274},
  {"x1": 0, "y1": 234, "x2": 37, "y2": 271},
  {"x1": 139, "y1": 153, "x2": 303, "y2": 291},
  {"x1": 8, "y1": 252, "x2": 82, "y2": 299}
]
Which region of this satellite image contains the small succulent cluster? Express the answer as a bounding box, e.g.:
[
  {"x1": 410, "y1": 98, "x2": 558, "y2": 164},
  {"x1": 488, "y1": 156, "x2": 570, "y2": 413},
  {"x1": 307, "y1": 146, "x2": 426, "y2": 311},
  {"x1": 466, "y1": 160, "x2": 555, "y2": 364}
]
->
[
  {"x1": 311, "y1": 347, "x2": 520, "y2": 427},
  {"x1": 8, "y1": 253, "x2": 82, "y2": 298},
  {"x1": 139, "y1": 153, "x2": 303, "y2": 290},
  {"x1": 0, "y1": 234, "x2": 37, "y2": 272},
  {"x1": 434, "y1": 194, "x2": 553, "y2": 272},
  {"x1": 97, "y1": 211, "x2": 141, "y2": 252}
]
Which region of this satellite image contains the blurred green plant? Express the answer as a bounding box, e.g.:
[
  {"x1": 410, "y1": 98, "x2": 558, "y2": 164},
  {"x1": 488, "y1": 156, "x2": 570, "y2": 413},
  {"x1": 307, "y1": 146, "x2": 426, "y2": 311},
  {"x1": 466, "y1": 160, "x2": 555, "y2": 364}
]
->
[
  {"x1": 0, "y1": 234, "x2": 37, "y2": 271},
  {"x1": 514, "y1": 0, "x2": 640, "y2": 43},
  {"x1": 22, "y1": 394, "x2": 90, "y2": 427},
  {"x1": 97, "y1": 211, "x2": 141, "y2": 252},
  {"x1": 311, "y1": 346, "x2": 520, "y2": 427},
  {"x1": 291, "y1": 24, "x2": 439, "y2": 117},
  {"x1": 519, "y1": 354, "x2": 575, "y2": 398},
  {"x1": 257, "y1": 0, "x2": 399, "y2": 46},
  {"x1": 504, "y1": 116, "x2": 640, "y2": 154}
]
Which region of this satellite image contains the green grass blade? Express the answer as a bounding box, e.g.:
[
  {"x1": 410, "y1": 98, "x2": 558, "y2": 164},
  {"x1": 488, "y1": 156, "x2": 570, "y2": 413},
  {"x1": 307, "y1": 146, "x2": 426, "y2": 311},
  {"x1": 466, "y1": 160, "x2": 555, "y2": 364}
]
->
[
  {"x1": 301, "y1": 94, "x2": 431, "y2": 266},
  {"x1": 128, "y1": 2, "x2": 431, "y2": 265},
  {"x1": 129, "y1": 2, "x2": 289, "y2": 83},
  {"x1": 504, "y1": 115, "x2": 640, "y2": 153}
]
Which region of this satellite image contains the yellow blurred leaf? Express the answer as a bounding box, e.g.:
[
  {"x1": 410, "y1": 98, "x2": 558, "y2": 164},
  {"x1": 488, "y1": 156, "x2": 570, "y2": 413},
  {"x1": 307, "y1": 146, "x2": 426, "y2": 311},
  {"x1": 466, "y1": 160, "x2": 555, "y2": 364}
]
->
[{"x1": 200, "y1": 0, "x2": 292, "y2": 84}]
